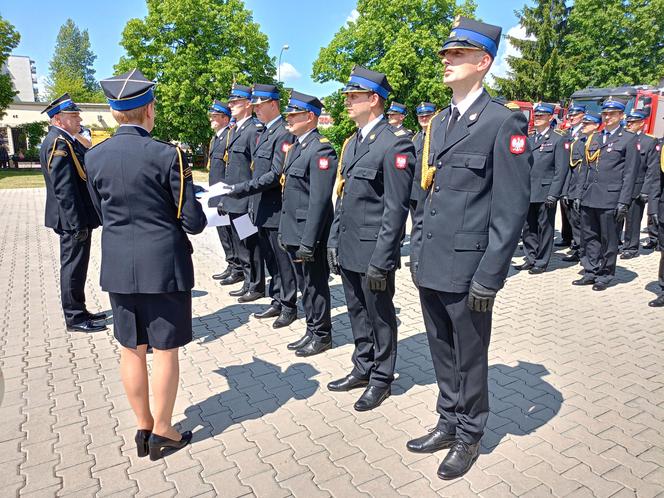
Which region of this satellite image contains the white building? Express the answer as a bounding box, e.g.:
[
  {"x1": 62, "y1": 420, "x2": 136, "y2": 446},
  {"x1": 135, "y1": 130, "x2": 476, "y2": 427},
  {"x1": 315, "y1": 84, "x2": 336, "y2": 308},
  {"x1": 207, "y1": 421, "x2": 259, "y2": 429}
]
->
[{"x1": 1, "y1": 55, "x2": 38, "y2": 103}]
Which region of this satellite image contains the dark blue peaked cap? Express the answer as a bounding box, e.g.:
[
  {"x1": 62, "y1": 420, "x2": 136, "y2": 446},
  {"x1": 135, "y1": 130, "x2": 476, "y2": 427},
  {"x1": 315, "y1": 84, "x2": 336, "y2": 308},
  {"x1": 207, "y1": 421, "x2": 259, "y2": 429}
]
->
[
  {"x1": 228, "y1": 83, "x2": 252, "y2": 101},
  {"x1": 42, "y1": 93, "x2": 81, "y2": 118},
  {"x1": 387, "y1": 102, "x2": 407, "y2": 115},
  {"x1": 100, "y1": 69, "x2": 156, "y2": 111},
  {"x1": 416, "y1": 102, "x2": 437, "y2": 115},
  {"x1": 626, "y1": 109, "x2": 648, "y2": 121},
  {"x1": 284, "y1": 90, "x2": 323, "y2": 116},
  {"x1": 601, "y1": 96, "x2": 627, "y2": 112},
  {"x1": 209, "y1": 100, "x2": 231, "y2": 117},
  {"x1": 250, "y1": 83, "x2": 280, "y2": 104},
  {"x1": 342, "y1": 65, "x2": 392, "y2": 99},
  {"x1": 440, "y1": 16, "x2": 502, "y2": 59},
  {"x1": 583, "y1": 111, "x2": 602, "y2": 124},
  {"x1": 534, "y1": 102, "x2": 556, "y2": 114},
  {"x1": 567, "y1": 104, "x2": 586, "y2": 115}
]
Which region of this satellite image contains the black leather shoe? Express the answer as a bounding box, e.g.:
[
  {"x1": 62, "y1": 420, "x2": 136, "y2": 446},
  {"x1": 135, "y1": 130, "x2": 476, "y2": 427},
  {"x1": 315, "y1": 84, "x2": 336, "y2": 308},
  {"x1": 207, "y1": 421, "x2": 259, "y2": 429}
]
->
[
  {"x1": 642, "y1": 241, "x2": 658, "y2": 250},
  {"x1": 620, "y1": 251, "x2": 638, "y2": 259},
  {"x1": 85, "y1": 311, "x2": 107, "y2": 321},
  {"x1": 437, "y1": 440, "x2": 480, "y2": 480},
  {"x1": 592, "y1": 282, "x2": 608, "y2": 291},
  {"x1": 648, "y1": 295, "x2": 664, "y2": 307},
  {"x1": 287, "y1": 332, "x2": 312, "y2": 351},
  {"x1": 407, "y1": 429, "x2": 456, "y2": 453},
  {"x1": 135, "y1": 429, "x2": 151, "y2": 458},
  {"x1": 273, "y1": 309, "x2": 297, "y2": 329},
  {"x1": 254, "y1": 305, "x2": 281, "y2": 319},
  {"x1": 554, "y1": 240, "x2": 571, "y2": 247},
  {"x1": 67, "y1": 320, "x2": 108, "y2": 332},
  {"x1": 238, "y1": 291, "x2": 264, "y2": 303},
  {"x1": 295, "y1": 338, "x2": 331, "y2": 357},
  {"x1": 572, "y1": 276, "x2": 595, "y2": 286},
  {"x1": 528, "y1": 266, "x2": 546, "y2": 274},
  {"x1": 212, "y1": 268, "x2": 233, "y2": 280},
  {"x1": 220, "y1": 274, "x2": 245, "y2": 286},
  {"x1": 148, "y1": 431, "x2": 192, "y2": 461},
  {"x1": 229, "y1": 286, "x2": 248, "y2": 297},
  {"x1": 513, "y1": 262, "x2": 534, "y2": 271},
  {"x1": 354, "y1": 385, "x2": 390, "y2": 411},
  {"x1": 562, "y1": 254, "x2": 580, "y2": 262},
  {"x1": 327, "y1": 374, "x2": 369, "y2": 392}
]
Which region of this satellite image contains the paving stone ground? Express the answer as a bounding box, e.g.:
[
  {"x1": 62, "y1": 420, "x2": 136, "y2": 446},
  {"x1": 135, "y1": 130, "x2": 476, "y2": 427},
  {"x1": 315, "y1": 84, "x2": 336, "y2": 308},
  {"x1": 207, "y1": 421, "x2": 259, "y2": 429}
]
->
[{"x1": 1, "y1": 187, "x2": 663, "y2": 497}]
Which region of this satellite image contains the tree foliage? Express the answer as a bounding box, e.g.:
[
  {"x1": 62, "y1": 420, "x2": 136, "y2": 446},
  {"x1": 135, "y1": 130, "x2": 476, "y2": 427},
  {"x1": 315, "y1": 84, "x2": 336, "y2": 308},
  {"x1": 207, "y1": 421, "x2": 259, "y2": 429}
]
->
[
  {"x1": 493, "y1": 0, "x2": 568, "y2": 102},
  {"x1": 312, "y1": 0, "x2": 476, "y2": 148},
  {"x1": 116, "y1": 0, "x2": 275, "y2": 150},
  {"x1": 0, "y1": 15, "x2": 20, "y2": 119},
  {"x1": 47, "y1": 19, "x2": 104, "y2": 102}
]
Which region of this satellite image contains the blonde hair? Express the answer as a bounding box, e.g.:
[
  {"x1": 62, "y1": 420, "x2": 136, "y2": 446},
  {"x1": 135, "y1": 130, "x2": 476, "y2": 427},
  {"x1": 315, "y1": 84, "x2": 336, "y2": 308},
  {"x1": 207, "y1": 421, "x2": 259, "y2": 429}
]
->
[{"x1": 111, "y1": 103, "x2": 149, "y2": 125}]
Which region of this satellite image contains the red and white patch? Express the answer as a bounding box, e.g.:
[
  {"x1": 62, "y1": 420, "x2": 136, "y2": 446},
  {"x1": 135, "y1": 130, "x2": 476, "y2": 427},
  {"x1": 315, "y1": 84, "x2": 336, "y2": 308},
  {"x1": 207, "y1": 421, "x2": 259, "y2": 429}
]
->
[
  {"x1": 318, "y1": 157, "x2": 329, "y2": 170},
  {"x1": 637, "y1": 143, "x2": 641, "y2": 151},
  {"x1": 282, "y1": 142, "x2": 290, "y2": 152},
  {"x1": 510, "y1": 135, "x2": 527, "y2": 154},
  {"x1": 395, "y1": 154, "x2": 408, "y2": 169},
  {"x1": 564, "y1": 142, "x2": 570, "y2": 150}
]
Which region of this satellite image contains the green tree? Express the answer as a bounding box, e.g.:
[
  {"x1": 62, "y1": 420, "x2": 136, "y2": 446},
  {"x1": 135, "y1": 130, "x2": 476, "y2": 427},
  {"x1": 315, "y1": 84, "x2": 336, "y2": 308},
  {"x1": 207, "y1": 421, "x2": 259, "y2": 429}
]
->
[
  {"x1": 312, "y1": 0, "x2": 476, "y2": 149},
  {"x1": 116, "y1": 0, "x2": 275, "y2": 150},
  {"x1": 559, "y1": 0, "x2": 664, "y2": 97},
  {"x1": 0, "y1": 15, "x2": 20, "y2": 119},
  {"x1": 493, "y1": 0, "x2": 569, "y2": 102},
  {"x1": 47, "y1": 19, "x2": 103, "y2": 101}
]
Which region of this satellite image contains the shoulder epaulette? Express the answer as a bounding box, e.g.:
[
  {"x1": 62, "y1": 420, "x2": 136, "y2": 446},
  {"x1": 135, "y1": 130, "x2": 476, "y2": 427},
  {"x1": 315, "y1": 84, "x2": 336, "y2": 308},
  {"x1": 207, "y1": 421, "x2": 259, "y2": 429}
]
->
[
  {"x1": 554, "y1": 128, "x2": 565, "y2": 136},
  {"x1": 646, "y1": 133, "x2": 655, "y2": 138},
  {"x1": 319, "y1": 137, "x2": 330, "y2": 143},
  {"x1": 393, "y1": 129, "x2": 408, "y2": 137},
  {"x1": 497, "y1": 100, "x2": 520, "y2": 111},
  {"x1": 154, "y1": 138, "x2": 177, "y2": 147}
]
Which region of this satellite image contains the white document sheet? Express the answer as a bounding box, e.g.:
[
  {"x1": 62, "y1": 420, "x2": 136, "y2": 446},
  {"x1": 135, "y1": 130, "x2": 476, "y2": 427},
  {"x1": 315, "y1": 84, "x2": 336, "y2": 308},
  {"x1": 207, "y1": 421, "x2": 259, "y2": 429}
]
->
[
  {"x1": 232, "y1": 213, "x2": 258, "y2": 240},
  {"x1": 203, "y1": 206, "x2": 230, "y2": 227}
]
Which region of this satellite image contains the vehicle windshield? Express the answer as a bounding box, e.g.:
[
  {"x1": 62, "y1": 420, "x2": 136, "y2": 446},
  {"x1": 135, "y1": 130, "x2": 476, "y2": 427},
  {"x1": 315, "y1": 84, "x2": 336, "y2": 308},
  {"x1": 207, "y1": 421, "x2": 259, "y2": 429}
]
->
[{"x1": 571, "y1": 98, "x2": 636, "y2": 115}]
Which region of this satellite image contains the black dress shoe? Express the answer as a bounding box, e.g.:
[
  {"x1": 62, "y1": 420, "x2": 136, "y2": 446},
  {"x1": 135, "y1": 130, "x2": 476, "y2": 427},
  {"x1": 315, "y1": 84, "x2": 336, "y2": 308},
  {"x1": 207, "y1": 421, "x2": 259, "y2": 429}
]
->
[
  {"x1": 229, "y1": 286, "x2": 248, "y2": 297},
  {"x1": 295, "y1": 338, "x2": 331, "y2": 357},
  {"x1": 528, "y1": 266, "x2": 546, "y2": 274},
  {"x1": 642, "y1": 241, "x2": 658, "y2": 250},
  {"x1": 221, "y1": 274, "x2": 245, "y2": 286},
  {"x1": 513, "y1": 262, "x2": 534, "y2": 271},
  {"x1": 273, "y1": 309, "x2": 297, "y2": 329},
  {"x1": 238, "y1": 291, "x2": 264, "y2": 303},
  {"x1": 287, "y1": 332, "x2": 312, "y2": 351},
  {"x1": 572, "y1": 276, "x2": 595, "y2": 286},
  {"x1": 66, "y1": 320, "x2": 108, "y2": 332},
  {"x1": 85, "y1": 311, "x2": 107, "y2": 321},
  {"x1": 562, "y1": 253, "x2": 580, "y2": 262},
  {"x1": 212, "y1": 268, "x2": 233, "y2": 280},
  {"x1": 354, "y1": 385, "x2": 390, "y2": 411},
  {"x1": 592, "y1": 282, "x2": 608, "y2": 291},
  {"x1": 554, "y1": 240, "x2": 571, "y2": 247},
  {"x1": 407, "y1": 429, "x2": 456, "y2": 453},
  {"x1": 135, "y1": 429, "x2": 151, "y2": 458},
  {"x1": 327, "y1": 374, "x2": 369, "y2": 392},
  {"x1": 648, "y1": 295, "x2": 664, "y2": 307},
  {"x1": 148, "y1": 431, "x2": 192, "y2": 461},
  {"x1": 620, "y1": 251, "x2": 638, "y2": 259},
  {"x1": 254, "y1": 305, "x2": 281, "y2": 319},
  {"x1": 437, "y1": 440, "x2": 480, "y2": 480}
]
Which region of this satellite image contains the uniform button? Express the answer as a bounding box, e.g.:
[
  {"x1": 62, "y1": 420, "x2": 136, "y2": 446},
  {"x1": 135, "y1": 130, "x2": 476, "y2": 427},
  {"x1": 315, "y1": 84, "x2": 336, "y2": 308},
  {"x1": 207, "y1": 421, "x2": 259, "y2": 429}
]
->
[
  {"x1": 465, "y1": 159, "x2": 470, "y2": 166},
  {"x1": 437, "y1": 161, "x2": 442, "y2": 168},
  {"x1": 374, "y1": 234, "x2": 378, "y2": 239},
  {"x1": 282, "y1": 210, "x2": 285, "y2": 214},
  {"x1": 341, "y1": 226, "x2": 346, "y2": 232},
  {"x1": 426, "y1": 232, "x2": 432, "y2": 239},
  {"x1": 476, "y1": 243, "x2": 481, "y2": 250},
  {"x1": 594, "y1": 179, "x2": 598, "y2": 183},
  {"x1": 434, "y1": 185, "x2": 440, "y2": 192},
  {"x1": 431, "y1": 209, "x2": 436, "y2": 216}
]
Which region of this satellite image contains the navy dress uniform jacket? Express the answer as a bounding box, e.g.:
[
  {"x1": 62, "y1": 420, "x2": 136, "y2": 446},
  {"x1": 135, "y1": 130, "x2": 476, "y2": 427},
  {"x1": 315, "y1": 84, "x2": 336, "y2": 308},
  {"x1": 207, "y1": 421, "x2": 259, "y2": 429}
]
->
[
  {"x1": 328, "y1": 119, "x2": 416, "y2": 273},
  {"x1": 580, "y1": 128, "x2": 639, "y2": 209},
  {"x1": 85, "y1": 125, "x2": 206, "y2": 294},
  {"x1": 218, "y1": 118, "x2": 262, "y2": 215},
  {"x1": 232, "y1": 117, "x2": 294, "y2": 228},
  {"x1": 562, "y1": 134, "x2": 587, "y2": 200},
  {"x1": 410, "y1": 130, "x2": 425, "y2": 202},
  {"x1": 634, "y1": 133, "x2": 659, "y2": 199},
  {"x1": 528, "y1": 128, "x2": 568, "y2": 202},
  {"x1": 411, "y1": 90, "x2": 532, "y2": 292},
  {"x1": 207, "y1": 127, "x2": 231, "y2": 207},
  {"x1": 39, "y1": 127, "x2": 100, "y2": 232},
  {"x1": 280, "y1": 129, "x2": 337, "y2": 248}
]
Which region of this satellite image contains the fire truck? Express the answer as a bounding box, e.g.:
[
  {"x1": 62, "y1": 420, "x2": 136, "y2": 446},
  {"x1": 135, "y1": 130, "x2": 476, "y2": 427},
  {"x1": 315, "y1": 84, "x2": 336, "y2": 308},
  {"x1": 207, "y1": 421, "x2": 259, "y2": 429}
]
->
[
  {"x1": 507, "y1": 100, "x2": 565, "y2": 134},
  {"x1": 566, "y1": 85, "x2": 664, "y2": 137}
]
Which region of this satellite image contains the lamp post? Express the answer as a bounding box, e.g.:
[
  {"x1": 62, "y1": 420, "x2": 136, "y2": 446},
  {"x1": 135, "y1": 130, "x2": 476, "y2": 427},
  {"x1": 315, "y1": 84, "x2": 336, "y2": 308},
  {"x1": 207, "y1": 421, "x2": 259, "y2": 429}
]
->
[{"x1": 277, "y1": 44, "x2": 290, "y2": 82}]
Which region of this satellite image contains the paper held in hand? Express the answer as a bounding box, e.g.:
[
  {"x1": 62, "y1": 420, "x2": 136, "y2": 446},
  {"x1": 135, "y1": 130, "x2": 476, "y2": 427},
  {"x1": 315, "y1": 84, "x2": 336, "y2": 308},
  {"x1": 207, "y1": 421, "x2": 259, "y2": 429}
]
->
[{"x1": 232, "y1": 213, "x2": 258, "y2": 240}]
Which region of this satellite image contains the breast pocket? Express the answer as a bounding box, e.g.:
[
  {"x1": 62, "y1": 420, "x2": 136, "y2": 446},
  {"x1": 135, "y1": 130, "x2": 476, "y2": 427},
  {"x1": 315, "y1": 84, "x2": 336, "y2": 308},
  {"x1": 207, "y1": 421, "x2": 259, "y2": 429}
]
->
[
  {"x1": 448, "y1": 153, "x2": 487, "y2": 192},
  {"x1": 347, "y1": 167, "x2": 382, "y2": 197}
]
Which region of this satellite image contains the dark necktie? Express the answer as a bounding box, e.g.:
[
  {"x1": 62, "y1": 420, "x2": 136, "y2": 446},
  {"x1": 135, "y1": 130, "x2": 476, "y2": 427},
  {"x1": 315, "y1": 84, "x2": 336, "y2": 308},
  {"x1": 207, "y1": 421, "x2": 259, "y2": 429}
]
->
[
  {"x1": 354, "y1": 130, "x2": 363, "y2": 155},
  {"x1": 447, "y1": 107, "x2": 460, "y2": 135}
]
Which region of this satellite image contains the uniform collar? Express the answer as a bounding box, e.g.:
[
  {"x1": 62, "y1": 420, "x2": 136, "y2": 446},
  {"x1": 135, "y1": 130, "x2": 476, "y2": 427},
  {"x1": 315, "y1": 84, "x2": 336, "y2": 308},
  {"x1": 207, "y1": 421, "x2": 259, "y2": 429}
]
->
[
  {"x1": 215, "y1": 125, "x2": 229, "y2": 138},
  {"x1": 450, "y1": 86, "x2": 484, "y2": 118},
  {"x1": 264, "y1": 115, "x2": 282, "y2": 129},
  {"x1": 298, "y1": 129, "x2": 315, "y2": 144},
  {"x1": 119, "y1": 123, "x2": 150, "y2": 134},
  {"x1": 235, "y1": 116, "x2": 251, "y2": 128},
  {"x1": 53, "y1": 125, "x2": 75, "y2": 141},
  {"x1": 359, "y1": 115, "x2": 384, "y2": 142}
]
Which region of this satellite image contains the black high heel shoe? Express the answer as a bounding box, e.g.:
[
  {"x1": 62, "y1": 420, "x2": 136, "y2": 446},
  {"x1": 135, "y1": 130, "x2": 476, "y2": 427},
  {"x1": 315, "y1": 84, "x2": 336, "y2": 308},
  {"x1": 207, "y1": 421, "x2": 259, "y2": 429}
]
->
[
  {"x1": 135, "y1": 429, "x2": 152, "y2": 458},
  {"x1": 148, "y1": 430, "x2": 192, "y2": 460}
]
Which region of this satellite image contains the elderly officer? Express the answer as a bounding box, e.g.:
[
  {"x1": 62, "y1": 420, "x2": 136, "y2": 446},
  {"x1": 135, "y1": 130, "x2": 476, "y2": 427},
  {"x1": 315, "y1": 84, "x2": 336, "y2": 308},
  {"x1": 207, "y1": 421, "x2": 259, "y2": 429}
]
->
[
  {"x1": 280, "y1": 91, "x2": 337, "y2": 356},
  {"x1": 649, "y1": 139, "x2": 664, "y2": 307},
  {"x1": 621, "y1": 110, "x2": 659, "y2": 259},
  {"x1": 86, "y1": 70, "x2": 207, "y2": 458},
  {"x1": 208, "y1": 100, "x2": 243, "y2": 285},
  {"x1": 407, "y1": 17, "x2": 531, "y2": 479},
  {"x1": 39, "y1": 93, "x2": 106, "y2": 333},
  {"x1": 217, "y1": 84, "x2": 265, "y2": 302},
  {"x1": 326, "y1": 66, "x2": 416, "y2": 411},
  {"x1": 573, "y1": 97, "x2": 638, "y2": 291},
  {"x1": 222, "y1": 84, "x2": 298, "y2": 326},
  {"x1": 386, "y1": 102, "x2": 412, "y2": 135},
  {"x1": 514, "y1": 102, "x2": 567, "y2": 274}
]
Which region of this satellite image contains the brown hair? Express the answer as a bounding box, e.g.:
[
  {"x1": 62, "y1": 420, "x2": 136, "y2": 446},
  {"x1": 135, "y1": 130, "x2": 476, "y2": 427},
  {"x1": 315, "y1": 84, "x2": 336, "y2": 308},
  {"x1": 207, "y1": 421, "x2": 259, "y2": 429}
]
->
[{"x1": 111, "y1": 103, "x2": 149, "y2": 124}]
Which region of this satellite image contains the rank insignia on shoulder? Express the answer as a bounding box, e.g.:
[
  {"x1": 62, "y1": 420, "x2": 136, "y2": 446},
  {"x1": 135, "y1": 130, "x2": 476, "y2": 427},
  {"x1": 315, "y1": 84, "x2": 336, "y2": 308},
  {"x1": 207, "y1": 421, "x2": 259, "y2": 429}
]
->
[
  {"x1": 183, "y1": 166, "x2": 192, "y2": 178},
  {"x1": 52, "y1": 150, "x2": 68, "y2": 157},
  {"x1": 395, "y1": 154, "x2": 408, "y2": 169},
  {"x1": 509, "y1": 135, "x2": 527, "y2": 154},
  {"x1": 318, "y1": 157, "x2": 329, "y2": 170},
  {"x1": 319, "y1": 137, "x2": 330, "y2": 143},
  {"x1": 394, "y1": 129, "x2": 407, "y2": 137},
  {"x1": 554, "y1": 129, "x2": 565, "y2": 136}
]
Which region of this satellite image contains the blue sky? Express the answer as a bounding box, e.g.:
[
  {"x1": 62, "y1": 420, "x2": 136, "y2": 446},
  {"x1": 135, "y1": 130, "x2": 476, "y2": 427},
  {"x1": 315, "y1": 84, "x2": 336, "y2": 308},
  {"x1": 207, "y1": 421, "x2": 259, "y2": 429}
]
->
[{"x1": 2, "y1": 0, "x2": 527, "y2": 100}]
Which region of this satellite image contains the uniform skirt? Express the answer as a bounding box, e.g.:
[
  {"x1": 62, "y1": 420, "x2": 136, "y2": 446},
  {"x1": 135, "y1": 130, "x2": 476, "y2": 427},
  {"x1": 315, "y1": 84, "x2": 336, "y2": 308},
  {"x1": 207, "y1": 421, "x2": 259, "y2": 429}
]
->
[{"x1": 109, "y1": 291, "x2": 192, "y2": 350}]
